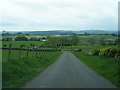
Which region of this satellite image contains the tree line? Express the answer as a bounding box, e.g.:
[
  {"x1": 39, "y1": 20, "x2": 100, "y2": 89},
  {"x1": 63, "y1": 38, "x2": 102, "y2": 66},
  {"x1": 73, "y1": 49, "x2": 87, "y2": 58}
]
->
[
  {"x1": 2, "y1": 36, "x2": 46, "y2": 41},
  {"x1": 44, "y1": 35, "x2": 79, "y2": 48},
  {"x1": 2, "y1": 35, "x2": 120, "y2": 47}
]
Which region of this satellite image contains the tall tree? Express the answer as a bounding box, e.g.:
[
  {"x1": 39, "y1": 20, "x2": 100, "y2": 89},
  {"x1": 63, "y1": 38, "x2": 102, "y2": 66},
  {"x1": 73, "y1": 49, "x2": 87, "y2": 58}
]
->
[
  {"x1": 15, "y1": 36, "x2": 28, "y2": 41},
  {"x1": 45, "y1": 35, "x2": 58, "y2": 48},
  {"x1": 71, "y1": 35, "x2": 79, "y2": 46}
]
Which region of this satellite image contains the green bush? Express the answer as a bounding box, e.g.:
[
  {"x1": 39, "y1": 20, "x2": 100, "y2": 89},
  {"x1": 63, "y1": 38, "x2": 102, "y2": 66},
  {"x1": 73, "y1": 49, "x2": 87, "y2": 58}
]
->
[
  {"x1": 15, "y1": 36, "x2": 28, "y2": 41},
  {"x1": 99, "y1": 47, "x2": 119, "y2": 58},
  {"x1": 75, "y1": 48, "x2": 82, "y2": 52},
  {"x1": 99, "y1": 48, "x2": 111, "y2": 56},
  {"x1": 107, "y1": 48, "x2": 117, "y2": 57},
  {"x1": 2, "y1": 37, "x2": 12, "y2": 41},
  {"x1": 92, "y1": 49, "x2": 100, "y2": 56},
  {"x1": 115, "y1": 49, "x2": 120, "y2": 60}
]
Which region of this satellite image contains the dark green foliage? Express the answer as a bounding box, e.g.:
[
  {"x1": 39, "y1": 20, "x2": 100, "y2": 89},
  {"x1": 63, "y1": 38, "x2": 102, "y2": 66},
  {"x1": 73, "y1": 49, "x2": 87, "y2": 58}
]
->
[
  {"x1": 115, "y1": 38, "x2": 120, "y2": 45},
  {"x1": 45, "y1": 35, "x2": 79, "y2": 48},
  {"x1": 99, "y1": 47, "x2": 119, "y2": 58},
  {"x1": 75, "y1": 48, "x2": 82, "y2": 52},
  {"x1": 92, "y1": 49, "x2": 100, "y2": 56},
  {"x1": 59, "y1": 37, "x2": 72, "y2": 46},
  {"x1": 105, "y1": 40, "x2": 116, "y2": 45},
  {"x1": 45, "y1": 36, "x2": 59, "y2": 48},
  {"x1": 2, "y1": 41, "x2": 44, "y2": 48},
  {"x1": 71, "y1": 35, "x2": 79, "y2": 46},
  {"x1": 16, "y1": 32, "x2": 23, "y2": 35},
  {"x1": 111, "y1": 33, "x2": 117, "y2": 37},
  {"x1": 3, "y1": 45, "x2": 7, "y2": 48},
  {"x1": 107, "y1": 48, "x2": 117, "y2": 57},
  {"x1": 29, "y1": 37, "x2": 41, "y2": 41},
  {"x1": 99, "y1": 38, "x2": 106, "y2": 45},
  {"x1": 115, "y1": 49, "x2": 120, "y2": 60},
  {"x1": 99, "y1": 48, "x2": 111, "y2": 56},
  {"x1": 2, "y1": 37, "x2": 12, "y2": 41},
  {"x1": 2, "y1": 33, "x2": 12, "y2": 36},
  {"x1": 15, "y1": 36, "x2": 28, "y2": 41}
]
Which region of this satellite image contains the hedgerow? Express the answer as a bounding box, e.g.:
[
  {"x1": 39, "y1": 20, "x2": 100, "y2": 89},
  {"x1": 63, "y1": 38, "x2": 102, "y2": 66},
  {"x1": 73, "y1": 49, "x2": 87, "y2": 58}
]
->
[
  {"x1": 92, "y1": 49, "x2": 100, "y2": 56},
  {"x1": 75, "y1": 48, "x2": 82, "y2": 52},
  {"x1": 92, "y1": 47, "x2": 120, "y2": 60}
]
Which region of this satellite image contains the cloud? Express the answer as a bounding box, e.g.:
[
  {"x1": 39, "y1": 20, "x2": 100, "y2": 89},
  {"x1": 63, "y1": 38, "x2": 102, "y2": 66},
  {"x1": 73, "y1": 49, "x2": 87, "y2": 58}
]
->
[{"x1": 0, "y1": 0, "x2": 119, "y2": 31}]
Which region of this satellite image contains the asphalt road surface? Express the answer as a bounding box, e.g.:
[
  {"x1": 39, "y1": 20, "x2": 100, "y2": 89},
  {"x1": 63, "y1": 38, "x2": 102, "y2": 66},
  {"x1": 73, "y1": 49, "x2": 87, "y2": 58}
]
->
[{"x1": 22, "y1": 51, "x2": 116, "y2": 88}]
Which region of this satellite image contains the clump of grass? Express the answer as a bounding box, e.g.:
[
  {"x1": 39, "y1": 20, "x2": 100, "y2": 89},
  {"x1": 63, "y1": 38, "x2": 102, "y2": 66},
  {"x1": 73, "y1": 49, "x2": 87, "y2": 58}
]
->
[
  {"x1": 2, "y1": 50, "x2": 62, "y2": 88},
  {"x1": 72, "y1": 51, "x2": 120, "y2": 87}
]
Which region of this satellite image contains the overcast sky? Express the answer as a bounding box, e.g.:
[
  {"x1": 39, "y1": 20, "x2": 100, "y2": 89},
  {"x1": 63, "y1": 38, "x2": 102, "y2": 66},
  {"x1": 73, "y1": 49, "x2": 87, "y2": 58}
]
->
[{"x1": 0, "y1": 0, "x2": 119, "y2": 31}]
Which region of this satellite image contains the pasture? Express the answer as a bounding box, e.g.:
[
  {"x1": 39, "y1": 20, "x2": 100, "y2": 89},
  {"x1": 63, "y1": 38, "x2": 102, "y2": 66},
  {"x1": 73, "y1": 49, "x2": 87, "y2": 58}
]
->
[
  {"x1": 2, "y1": 49, "x2": 62, "y2": 88},
  {"x1": 77, "y1": 34, "x2": 117, "y2": 46},
  {"x1": 2, "y1": 41, "x2": 62, "y2": 88}
]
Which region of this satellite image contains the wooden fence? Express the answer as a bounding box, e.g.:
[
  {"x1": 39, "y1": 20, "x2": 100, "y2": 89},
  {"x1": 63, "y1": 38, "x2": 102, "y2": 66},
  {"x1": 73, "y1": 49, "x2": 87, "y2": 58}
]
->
[
  {"x1": 1, "y1": 47, "x2": 61, "y2": 62},
  {"x1": 1, "y1": 48, "x2": 61, "y2": 52}
]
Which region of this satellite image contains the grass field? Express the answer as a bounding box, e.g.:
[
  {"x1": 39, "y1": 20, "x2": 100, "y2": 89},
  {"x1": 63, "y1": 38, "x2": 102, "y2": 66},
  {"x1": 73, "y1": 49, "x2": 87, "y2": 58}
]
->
[
  {"x1": 2, "y1": 49, "x2": 62, "y2": 88},
  {"x1": 78, "y1": 34, "x2": 117, "y2": 45},
  {"x1": 72, "y1": 51, "x2": 119, "y2": 87}
]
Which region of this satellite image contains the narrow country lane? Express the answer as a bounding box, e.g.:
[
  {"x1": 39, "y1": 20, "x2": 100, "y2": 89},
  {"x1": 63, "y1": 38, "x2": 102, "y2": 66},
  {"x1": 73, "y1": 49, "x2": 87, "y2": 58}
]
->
[{"x1": 22, "y1": 51, "x2": 116, "y2": 88}]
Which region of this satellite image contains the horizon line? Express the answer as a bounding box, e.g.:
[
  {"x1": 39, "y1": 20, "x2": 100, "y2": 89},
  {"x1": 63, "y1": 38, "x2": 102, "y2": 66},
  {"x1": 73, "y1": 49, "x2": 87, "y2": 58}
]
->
[{"x1": 1, "y1": 29, "x2": 118, "y2": 32}]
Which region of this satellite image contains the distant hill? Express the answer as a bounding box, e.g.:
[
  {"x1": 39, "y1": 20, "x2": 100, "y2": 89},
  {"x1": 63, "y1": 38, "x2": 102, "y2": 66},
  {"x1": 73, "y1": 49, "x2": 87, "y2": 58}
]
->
[
  {"x1": 24, "y1": 30, "x2": 75, "y2": 35},
  {"x1": 24, "y1": 30, "x2": 118, "y2": 35},
  {"x1": 73, "y1": 30, "x2": 118, "y2": 34},
  {"x1": 1, "y1": 30, "x2": 118, "y2": 35}
]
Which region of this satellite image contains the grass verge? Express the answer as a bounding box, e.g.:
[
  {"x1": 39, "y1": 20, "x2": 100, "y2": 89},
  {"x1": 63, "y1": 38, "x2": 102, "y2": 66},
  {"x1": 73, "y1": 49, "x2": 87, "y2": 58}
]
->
[
  {"x1": 72, "y1": 51, "x2": 120, "y2": 87},
  {"x1": 63, "y1": 45, "x2": 117, "y2": 50},
  {"x1": 2, "y1": 50, "x2": 62, "y2": 88}
]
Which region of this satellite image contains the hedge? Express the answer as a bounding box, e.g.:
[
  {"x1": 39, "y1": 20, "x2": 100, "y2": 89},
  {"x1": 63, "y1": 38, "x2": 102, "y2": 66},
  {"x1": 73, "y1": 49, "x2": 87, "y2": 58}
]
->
[
  {"x1": 92, "y1": 47, "x2": 120, "y2": 60},
  {"x1": 92, "y1": 49, "x2": 100, "y2": 56},
  {"x1": 75, "y1": 48, "x2": 82, "y2": 52}
]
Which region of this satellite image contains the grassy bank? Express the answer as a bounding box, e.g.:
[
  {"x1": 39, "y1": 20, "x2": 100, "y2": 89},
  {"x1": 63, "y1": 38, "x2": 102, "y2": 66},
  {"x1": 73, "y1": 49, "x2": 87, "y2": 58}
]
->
[
  {"x1": 72, "y1": 51, "x2": 119, "y2": 87},
  {"x1": 2, "y1": 50, "x2": 62, "y2": 88}
]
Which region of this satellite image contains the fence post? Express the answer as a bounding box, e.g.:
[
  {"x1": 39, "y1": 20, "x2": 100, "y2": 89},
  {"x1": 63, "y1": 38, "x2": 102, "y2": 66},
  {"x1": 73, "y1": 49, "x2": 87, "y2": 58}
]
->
[
  {"x1": 19, "y1": 45, "x2": 22, "y2": 59},
  {"x1": 27, "y1": 46, "x2": 29, "y2": 57},
  {"x1": 36, "y1": 49, "x2": 37, "y2": 57},
  {"x1": 39, "y1": 47, "x2": 41, "y2": 55},
  {"x1": 32, "y1": 44, "x2": 35, "y2": 57},
  {"x1": 8, "y1": 44, "x2": 11, "y2": 61}
]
